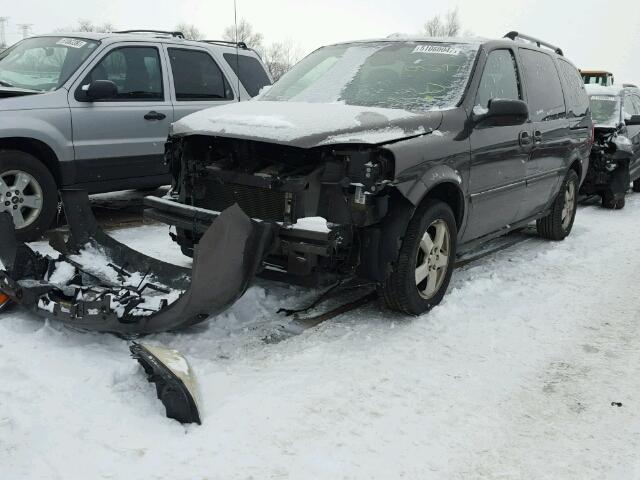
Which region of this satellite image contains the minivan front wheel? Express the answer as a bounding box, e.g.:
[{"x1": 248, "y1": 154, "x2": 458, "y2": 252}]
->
[
  {"x1": 383, "y1": 199, "x2": 457, "y2": 315},
  {"x1": 0, "y1": 150, "x2": 57, "y2": 242},
  {"x1": 536, "y1": 169, "x2": 579, "y2": 240}
]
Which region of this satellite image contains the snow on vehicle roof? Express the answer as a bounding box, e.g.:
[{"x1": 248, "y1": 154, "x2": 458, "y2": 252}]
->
[
  {"x1": 585, "y1": 84, "x2": 623, "y2": 96},
  {"x1": 34, "y1": 32, "x2": 247, "y2": 52},
  {"x1": 327, "y1": 34, "x2": 487, "y2": 48}
]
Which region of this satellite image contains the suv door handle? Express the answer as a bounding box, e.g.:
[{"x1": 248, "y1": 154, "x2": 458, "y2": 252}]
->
[
  {"x1": 533, "y1": 130, "x2": 543, "y2": 144},
  {"x1": 519, "y1": 131, "x2": 532, "y2": 146},
  {"x1": 144, "y1": 111, "x2": 166, "y2": 121}
]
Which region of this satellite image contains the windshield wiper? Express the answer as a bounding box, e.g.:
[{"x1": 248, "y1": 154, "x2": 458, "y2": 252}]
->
[{"x1": 0, "y1": 80, "x2": 15, "y2": 87}]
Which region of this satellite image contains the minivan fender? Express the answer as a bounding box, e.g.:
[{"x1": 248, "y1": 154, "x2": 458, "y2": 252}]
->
[{"x1": 394, "y1": 164, "x2": 464, "y2": 206}]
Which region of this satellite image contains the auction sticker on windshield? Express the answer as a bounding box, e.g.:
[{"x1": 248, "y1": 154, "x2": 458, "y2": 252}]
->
[
  {"x1": 412, "y1": 45, "x2": 461, "y2": 55},
  {"x1": 56, "y1": 38, "x2": 88, "y2": 49}
]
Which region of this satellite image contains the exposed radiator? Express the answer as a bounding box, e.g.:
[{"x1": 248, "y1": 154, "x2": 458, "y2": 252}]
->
[{"x1": 200, "y1": 183, "x2": 287, "y2": 222}]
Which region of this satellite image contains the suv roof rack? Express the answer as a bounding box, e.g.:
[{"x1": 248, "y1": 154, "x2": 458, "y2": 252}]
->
[
  {"x1": 202, "y1": 39, "x2": 248, "y2": 49},
  {"x1": 504, "y1": 31, "x2": 563, "y2": 56},
  {"x1": 116, "y1": 29, "x2": 185, "y2": 38}
]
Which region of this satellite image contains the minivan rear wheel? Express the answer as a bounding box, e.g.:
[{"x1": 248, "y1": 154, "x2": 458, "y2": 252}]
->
[
  {"x1": 0, "y1": 150, "x2": 58, "y2": 242},
  {"x1": 536, "y1": 169, "x2": 579, "y2": 241},
  {"x1": 383, "y1": 199, "x2": 457, "y2": 315}
]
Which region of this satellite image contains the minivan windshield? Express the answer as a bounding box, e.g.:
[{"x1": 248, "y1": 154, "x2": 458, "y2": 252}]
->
[
  {"x1": 0, "y1": 36, "x2": 99, "y2": 91},
  {"x1": 260, "y1": 41, "x2": 479, "y2": 112},
  {"x1": 589, "y1": 95, "x2": 621, "y2": 127}
]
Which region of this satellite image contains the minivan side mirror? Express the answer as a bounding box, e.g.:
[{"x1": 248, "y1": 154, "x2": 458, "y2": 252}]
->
[
  {"x1": 625, "y1": 115, "x2": 640, "y2": 126},
  {"x1": 83, "y1": 80, "x2": 118, "y2": 101},
  {"x1": 473, "y1": 99, "x2": 529, "y2": 125}
]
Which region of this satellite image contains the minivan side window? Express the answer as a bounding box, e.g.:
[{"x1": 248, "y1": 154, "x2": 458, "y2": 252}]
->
[
  {"x1": 80, "y1": 46, "x2": 163, "y2": 101},
  {"x1": 168, "y1": 48, "x2": 234, "y2": 101},
  {"x1": 475, "y1": 49, "x2": 521, "y2": 109},
  {"x1": 223, "y1": 53, "x2": 271, "y2": 97},
  {"x1": 557, "y1": 59, "x2": 589, "y2": 118},
  {"x1": 520, "y1": 49, "x2": 565, "y2": 122}
]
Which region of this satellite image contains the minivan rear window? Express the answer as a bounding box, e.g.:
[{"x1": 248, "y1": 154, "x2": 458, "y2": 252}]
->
[
  {"x1": 223, "y1": 53, "x2": 271, "y2": 97},
  {"x1": 557, "y1": 59, "x2": 589, "y2": 118},
  {"x1": 520, "y1": 49, "x2": 565, "y2": 121}
]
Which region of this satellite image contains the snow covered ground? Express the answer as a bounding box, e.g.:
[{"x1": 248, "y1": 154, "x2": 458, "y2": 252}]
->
[{"x1": 2, "y1": 195, "x2": 640, "y2": 479}]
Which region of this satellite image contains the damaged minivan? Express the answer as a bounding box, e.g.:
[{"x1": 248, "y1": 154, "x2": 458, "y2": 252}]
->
[
  {"x1": 145, "y1": 32, "x2": 592, "y2": 316},
  {"x1": 579, "y1": 84, "x2": 640, "y2": 209}
]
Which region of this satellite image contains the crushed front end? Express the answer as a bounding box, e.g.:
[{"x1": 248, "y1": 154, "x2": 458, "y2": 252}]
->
[
  {"x1": 145, "y1": 135, "x2": 400, "y2": 286},
  {"x1": 580, "y1": 128, "x2": 633, "y2": 208}
]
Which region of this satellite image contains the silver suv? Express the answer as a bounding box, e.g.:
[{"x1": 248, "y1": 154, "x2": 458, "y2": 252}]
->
[{"x1": 0, "y1": 30, "x2": 271, "y2": 241}]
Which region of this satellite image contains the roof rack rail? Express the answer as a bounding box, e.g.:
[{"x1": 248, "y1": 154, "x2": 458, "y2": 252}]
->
[
  {"x1": 202, "y1": 39, "x2": 248, "y2": 49},
  {"x1": 504, "y1": 31, "x2": 563, "y2": 56},
  {"x1": 115, "y1": 30, "x2": 185, "y2": 38}
]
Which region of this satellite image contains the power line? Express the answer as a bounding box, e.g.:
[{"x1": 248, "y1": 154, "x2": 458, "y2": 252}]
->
[
  {"x1": 0, "y1": 17, "x2": 9, "y2": 48},
  {"x1": 17, "y1": 23, "x2": 33, "y2": 39}
]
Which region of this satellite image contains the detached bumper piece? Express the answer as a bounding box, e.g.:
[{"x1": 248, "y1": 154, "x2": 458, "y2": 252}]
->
[
  {"x1": 0, "y1": 189, "x2": 274, "y2": 335},
  {"x1": 130, "y1": 342, "x2": 201, "y2": 424}
]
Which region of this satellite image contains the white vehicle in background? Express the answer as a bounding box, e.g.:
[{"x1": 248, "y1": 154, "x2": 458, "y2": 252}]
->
[{"x1": 581, "y1": 69, "x2": 614, "y2": 86}]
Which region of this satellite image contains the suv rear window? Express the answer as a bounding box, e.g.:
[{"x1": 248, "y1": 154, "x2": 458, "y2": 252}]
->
[
  {"x1": 168, "y1": 48, "x2": 233, "y2": 101},
  {"x1": 557, "y1": 59, "x2": 589, "y2": 118},
  {"x1": 223, "y1": 53, "x2": 271, "y2": 97},
  {"x1": 520, "y1": 49, "x2": 565, "y2": 121}
]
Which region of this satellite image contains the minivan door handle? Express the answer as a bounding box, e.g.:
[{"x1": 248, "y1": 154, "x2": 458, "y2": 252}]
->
[
  {"x1": 533, "y1": 130, "x2": 543, "y2": 144},
  {"x1": 144, "y1": 111, "x2": 166, "y2": 121},
  {"x1": 519, "y1": 131, "x2": 532, "y2": 146}
]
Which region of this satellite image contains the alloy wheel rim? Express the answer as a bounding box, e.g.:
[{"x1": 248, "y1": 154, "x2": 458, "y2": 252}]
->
[
  {"x1": 415, "y1": 219, "x2": 450, "y2": 300},
  {"x1": 561, "y1": 181, "x2": 576, "y2": 230},
  {"x1": 0, "y1": 170, "x2": 44, "y2": 229}
]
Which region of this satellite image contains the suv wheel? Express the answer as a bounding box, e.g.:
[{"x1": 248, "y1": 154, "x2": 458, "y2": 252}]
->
[
  {"x1": 383, "y1": 199, "x2": 457, "y2": 315},
  {"x1": 633, "y1": 179, "x2": 640, "y2": 193},
  {"x1": 0, "y1": 150, "x2": 57, "y2": 242},
  {"x1": 602, "y1": 190, "x2": 626, "y2": 210},
  {"x1": 536, "y1": 169, "x2": 579, "y2": 241}
]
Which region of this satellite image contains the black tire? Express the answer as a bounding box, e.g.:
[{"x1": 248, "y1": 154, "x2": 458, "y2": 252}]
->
[
  {"x1": 536, "y1": 169, "x2": 579, "y2": 241},
  {"x1": 602, "y1": 190, "x2": 625, "y2": 210},
  {"x1": 382, "y1": 199, "x2": 457, "y2": 315},
  {"x1": 0, "y1": 150, "x2": 57, "y2": 242},
  {"x1": 633, "y1": 179, "x2": 640, "y2": 193}
]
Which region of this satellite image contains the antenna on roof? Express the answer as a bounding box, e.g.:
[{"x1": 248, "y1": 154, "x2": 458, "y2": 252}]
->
[{"x1": 234, "y1": 0, "x2": 241, "y2": 102}]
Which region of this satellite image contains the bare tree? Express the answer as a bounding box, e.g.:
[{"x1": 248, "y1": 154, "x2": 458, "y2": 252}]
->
[
  {"x1": 176, "y1": 23, "x2": 203, "y2": 41},
  {"x1": 422, "y1": 8, "x2": 461, "y2": 37},
  {"x1": 75, "y1": 19, "x2": 114, "y2": 33},
  {"x1": 443, "y1": 9, "x2": 461, "y2": 37},
  {"x1": 222, "y1": 19, "x2": 263, "y2": 51},
  {"x1": 263, "y1": 40, "x2": 301, "y2": 81},
  {"x1": 424, "y1": 16, "x2": 443, "y2": 37}
]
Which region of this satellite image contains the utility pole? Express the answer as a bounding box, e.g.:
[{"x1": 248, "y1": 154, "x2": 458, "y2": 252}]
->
[
  {"x1": 17, "y1": 23, "x2": 33, "y2": 39},
  {"x1": 0, "y1": 17, "x2": 8, "y2": 49}
]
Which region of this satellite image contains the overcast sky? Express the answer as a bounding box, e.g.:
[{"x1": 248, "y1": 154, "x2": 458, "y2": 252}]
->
[{"x1": 3, "y1": 0, "x2": 640, "y2": 82}]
